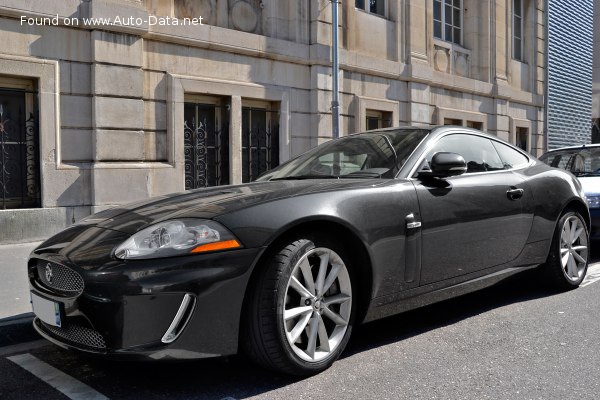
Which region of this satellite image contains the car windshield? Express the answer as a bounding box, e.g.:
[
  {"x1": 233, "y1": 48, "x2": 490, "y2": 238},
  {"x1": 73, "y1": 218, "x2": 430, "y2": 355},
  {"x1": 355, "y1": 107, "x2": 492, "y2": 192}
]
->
[
  {"x1": 256, "y1": 129, "x2": 430, "y2": 181},
  {"x1": 540, "y1": 147, "x2": 600, "y2": 177}
]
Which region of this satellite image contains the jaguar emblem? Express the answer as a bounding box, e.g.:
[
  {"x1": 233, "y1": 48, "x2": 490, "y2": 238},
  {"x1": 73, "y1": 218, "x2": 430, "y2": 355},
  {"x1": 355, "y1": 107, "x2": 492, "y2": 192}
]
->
[{"x1": 45, "y1": 264, "x2": 53, "y2": 284}]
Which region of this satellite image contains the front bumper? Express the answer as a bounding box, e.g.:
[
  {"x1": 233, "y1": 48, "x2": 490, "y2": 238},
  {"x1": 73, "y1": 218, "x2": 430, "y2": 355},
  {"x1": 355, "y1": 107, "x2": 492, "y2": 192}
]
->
[
  {"x1": 591, "y1": 208, "x2": 600, "y2": 239},
  {"x1": 29, "y1": 233, "x2": 264, "y2": 360}
]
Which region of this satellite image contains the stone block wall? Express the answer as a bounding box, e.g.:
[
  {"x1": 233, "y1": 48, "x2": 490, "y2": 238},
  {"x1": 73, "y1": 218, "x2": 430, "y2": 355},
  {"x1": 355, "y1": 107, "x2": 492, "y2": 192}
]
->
[{"x1": 0, "y1": 0, "x2": 546, "y2": 242}]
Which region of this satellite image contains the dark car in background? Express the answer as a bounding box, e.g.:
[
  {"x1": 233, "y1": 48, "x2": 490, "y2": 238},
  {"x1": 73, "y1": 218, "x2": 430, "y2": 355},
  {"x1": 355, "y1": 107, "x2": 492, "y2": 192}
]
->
[
  {"x1": 540, "y1": 144, "x2": 600, "y2": 239},
  {"x1": 28, "y1": 127, "x2": 590, "y2": 376}
]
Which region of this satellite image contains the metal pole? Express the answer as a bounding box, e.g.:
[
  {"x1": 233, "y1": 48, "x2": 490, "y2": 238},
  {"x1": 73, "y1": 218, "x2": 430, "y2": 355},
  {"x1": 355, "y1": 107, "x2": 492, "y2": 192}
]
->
[{"x1": 331, "y1": 0, "x2": 340, "y2": 139}]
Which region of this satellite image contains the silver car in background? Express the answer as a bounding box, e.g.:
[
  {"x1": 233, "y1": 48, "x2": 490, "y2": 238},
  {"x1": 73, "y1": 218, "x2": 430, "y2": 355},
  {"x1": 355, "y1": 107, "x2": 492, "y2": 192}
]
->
[{"x1": 540, "y1": 144, "x2": 600, "y2": 239}]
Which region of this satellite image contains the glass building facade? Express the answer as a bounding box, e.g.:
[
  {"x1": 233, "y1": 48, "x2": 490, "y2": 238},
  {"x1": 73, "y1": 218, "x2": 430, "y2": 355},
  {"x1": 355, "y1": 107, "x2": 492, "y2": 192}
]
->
[{"x1": 547, "y1": 0, "x2": 593, "y2": 149}]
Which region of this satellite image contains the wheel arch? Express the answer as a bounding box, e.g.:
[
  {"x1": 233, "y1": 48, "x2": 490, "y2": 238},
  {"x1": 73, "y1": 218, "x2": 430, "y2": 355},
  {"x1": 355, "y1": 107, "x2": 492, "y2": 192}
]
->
[
  {"x1": 561, "y1": 198, "x2": 590, "y2": 232},
  {"x1": 239, "y1": 219, "x2": 375, "y2": 343}
]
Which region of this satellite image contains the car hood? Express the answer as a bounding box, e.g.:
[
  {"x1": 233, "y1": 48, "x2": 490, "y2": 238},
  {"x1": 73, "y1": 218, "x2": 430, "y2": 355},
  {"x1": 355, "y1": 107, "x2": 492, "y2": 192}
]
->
[
  {"x1": 577, "y1": 176, "x2": 600, "y2": 195},
  {"x1": 78, "y1": 179, "x2": 393, "y2": 234}
]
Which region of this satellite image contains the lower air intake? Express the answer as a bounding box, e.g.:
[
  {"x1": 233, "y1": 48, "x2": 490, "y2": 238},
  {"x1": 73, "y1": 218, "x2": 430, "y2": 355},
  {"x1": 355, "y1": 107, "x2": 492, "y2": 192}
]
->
[{"x1": 37, "y1": 319, "x2": 107, "y2": 350}]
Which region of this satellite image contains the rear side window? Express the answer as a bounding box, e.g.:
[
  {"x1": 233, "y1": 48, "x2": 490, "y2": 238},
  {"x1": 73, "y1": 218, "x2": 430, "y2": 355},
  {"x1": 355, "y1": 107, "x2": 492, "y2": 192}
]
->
[
  {"x1": 427, "y1": 134, "x2": 504, "y2": 173},
  {"x1": 491, "y1": 141, "x2": 529, "y2": 169}
]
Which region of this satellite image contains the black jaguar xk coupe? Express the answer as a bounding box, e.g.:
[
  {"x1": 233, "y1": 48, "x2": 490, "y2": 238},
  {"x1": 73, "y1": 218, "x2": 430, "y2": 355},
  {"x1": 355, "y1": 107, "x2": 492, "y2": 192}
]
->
[{"x1": 28, "y1": 126, "x2": 590, "y2": 375}]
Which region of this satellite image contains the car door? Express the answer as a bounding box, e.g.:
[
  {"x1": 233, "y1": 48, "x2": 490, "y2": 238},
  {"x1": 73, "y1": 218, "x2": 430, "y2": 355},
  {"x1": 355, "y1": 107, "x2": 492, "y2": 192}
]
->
[{"x1": 412, "y1": 133, "x2": 533, "y2": 285}]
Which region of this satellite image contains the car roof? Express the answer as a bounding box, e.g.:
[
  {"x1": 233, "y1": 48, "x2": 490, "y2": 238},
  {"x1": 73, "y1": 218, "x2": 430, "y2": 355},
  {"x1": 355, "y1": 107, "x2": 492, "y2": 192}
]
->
[
  {"x1": 354, "y1": 125, "x2": 497, "y2": 139},
  {"x1": 353, "y1": 125, "x2": 529, "y2": 154}
]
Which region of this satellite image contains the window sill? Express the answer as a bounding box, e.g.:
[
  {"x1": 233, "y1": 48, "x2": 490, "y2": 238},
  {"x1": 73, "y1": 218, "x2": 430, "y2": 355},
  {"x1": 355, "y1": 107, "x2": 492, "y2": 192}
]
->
[
  {"x1": 511, "y1": 58, "x2": 528, "y2": 65},
  {"x1": 433, "y1": 38, "x2": 469, "y2": 53}
]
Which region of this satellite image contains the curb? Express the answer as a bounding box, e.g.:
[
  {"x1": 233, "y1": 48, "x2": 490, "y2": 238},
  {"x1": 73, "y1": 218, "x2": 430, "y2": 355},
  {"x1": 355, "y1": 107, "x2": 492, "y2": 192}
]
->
[
  {"x1": 0, "y1": 313, "x2": 38, "y2": 349},
  {"x1": 0, "y1": 312, "x2": 34, "y2": 328}
]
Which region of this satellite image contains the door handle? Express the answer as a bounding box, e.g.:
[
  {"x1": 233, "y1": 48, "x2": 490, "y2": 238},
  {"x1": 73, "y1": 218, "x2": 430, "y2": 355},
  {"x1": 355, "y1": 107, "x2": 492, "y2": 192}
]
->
[
  {"x1": 405, "y1": 213, "x2": 422, "y2": 231},
  {"x1": 507, "y1": 187, "x2": 524, "y2": 200}
]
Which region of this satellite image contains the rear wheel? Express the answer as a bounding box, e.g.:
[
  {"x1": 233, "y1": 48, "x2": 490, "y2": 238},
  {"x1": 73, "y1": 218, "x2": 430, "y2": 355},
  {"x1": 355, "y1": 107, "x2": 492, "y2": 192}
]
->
[
  {"x1": 546, "y1": 211, "x2": 589, "y2": 289},
  {"x1": 243, "y1": 238, "x2": 355, "y2": 375}
]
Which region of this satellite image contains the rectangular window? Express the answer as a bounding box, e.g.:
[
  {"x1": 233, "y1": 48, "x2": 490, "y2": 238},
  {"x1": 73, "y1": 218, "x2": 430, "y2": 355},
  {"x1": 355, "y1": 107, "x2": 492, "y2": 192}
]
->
[
  {"x1": 242, "y1": 103, "x2": 280, "y2": 183},
  {"x1": 444, "y1": 118, "x2": 462, "y2": 126},
  {"x1": 516, "y1": 127, "x2": 528, "y2": 151},
  {"x1": 466, "y1": 121, "x2": 483, "y2": 130},
  {"x1": 183, "y1": 98, "x2": 230, "y2": 189},
  {"x1": 433, "y1": 0, "x2": 462, "y2": 45},
  {"x1": 0, "y1": 78, "x2": 40, "y2": 209},
  {"x1": 355, "y1": 0, "x2": 385, "y2": 17},
  {"x1": 366, "y1": 110, "x2": 392, "y2": 130},
  {"x1": 513, "y1": 0, "x2": 523, "y2": 61}
]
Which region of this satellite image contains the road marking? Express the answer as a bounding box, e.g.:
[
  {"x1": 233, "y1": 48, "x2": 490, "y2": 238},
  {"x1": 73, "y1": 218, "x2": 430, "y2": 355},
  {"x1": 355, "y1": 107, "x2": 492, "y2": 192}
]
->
[
  {"x1": 581, "y1": 263, "x2": 600, "y2": 287},
  {"x1": 7, "y1": 353, "x2": 109, "y2": 400}
]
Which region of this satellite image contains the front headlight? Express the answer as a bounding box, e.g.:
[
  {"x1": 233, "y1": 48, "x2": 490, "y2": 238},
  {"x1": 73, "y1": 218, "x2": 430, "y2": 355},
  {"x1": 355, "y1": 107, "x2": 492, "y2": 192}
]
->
[
  {"x1": 114, "y1": 219, "x2": 242, "y2": 260},
  {"x1": 587, "y1": 195, "x2": 600, "y2": 209}
]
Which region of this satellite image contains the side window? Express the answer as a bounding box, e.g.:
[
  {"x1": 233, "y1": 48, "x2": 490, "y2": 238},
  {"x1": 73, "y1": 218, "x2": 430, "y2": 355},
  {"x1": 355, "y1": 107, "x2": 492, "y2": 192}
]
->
[
  {"x1": 491, "y1": 141, "x2": 530, "y2": 169},
  {"x1": 427, "y1": 134, "x2": 504, "y2": 173}
]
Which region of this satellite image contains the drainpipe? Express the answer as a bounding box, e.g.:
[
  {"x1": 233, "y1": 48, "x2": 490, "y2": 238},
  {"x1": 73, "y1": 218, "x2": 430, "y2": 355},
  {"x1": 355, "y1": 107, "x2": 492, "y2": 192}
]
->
[{"x1": 331, "y1": 0, "x2": 340, "y2": 139}]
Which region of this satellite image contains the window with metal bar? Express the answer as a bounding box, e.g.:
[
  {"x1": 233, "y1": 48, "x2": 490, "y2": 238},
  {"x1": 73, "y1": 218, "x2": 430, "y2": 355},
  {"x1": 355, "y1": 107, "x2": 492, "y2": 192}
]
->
[
  {"x1": 433, "y1": 0, "x2": 462, "y2": 45},
  {"x1": 183, "y1": 101, "x2": 230, "y2": 189},
  {"x1": 242, "y1": 106, "x2": 279, "y2": 183},
  {"x1": 0, "y1": 84, "x2": 40, "y2": 210}
]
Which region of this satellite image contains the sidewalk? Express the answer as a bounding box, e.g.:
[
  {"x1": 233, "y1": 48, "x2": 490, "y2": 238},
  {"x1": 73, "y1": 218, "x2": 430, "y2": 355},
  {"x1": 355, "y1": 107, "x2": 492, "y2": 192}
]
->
[{"x1": 0, "y1": 242, "x2": 41, "y2": 321}]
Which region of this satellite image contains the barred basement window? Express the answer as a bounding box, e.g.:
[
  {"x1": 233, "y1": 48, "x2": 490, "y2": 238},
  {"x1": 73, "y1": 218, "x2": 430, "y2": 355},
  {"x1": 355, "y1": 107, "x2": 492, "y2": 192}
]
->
[{"x1": 434, "y1": 0, "x2": 463, "y2": 45}]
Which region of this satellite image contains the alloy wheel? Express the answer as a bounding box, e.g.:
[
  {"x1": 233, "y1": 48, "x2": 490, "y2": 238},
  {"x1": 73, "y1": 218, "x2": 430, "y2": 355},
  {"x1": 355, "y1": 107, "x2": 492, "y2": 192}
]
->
[
  {"x1": 560, "y1": 215, "x2": 588, "y2": 282},
  {"x1": 282, "y1": 247, "x2": 352, "y2": 362}
]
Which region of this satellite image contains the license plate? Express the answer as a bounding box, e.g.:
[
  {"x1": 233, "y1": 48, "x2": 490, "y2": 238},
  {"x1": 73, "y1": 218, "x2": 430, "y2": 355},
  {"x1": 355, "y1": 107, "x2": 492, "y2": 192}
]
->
[{"x1": 31, "y1": 292, "x2": 62, "y2": 327}]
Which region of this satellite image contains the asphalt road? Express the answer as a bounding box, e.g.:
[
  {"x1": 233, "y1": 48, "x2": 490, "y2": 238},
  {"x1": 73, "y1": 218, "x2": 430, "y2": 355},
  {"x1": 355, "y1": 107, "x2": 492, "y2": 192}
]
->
[{"x1": 1, "y1": 250, "x2": 599, "y2": 399}]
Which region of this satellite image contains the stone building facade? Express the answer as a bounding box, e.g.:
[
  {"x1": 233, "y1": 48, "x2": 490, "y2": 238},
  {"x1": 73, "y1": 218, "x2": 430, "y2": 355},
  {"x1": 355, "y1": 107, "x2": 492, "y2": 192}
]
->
[{"x1": 0, "y1": 0, "x2": 546, "y2": 242}]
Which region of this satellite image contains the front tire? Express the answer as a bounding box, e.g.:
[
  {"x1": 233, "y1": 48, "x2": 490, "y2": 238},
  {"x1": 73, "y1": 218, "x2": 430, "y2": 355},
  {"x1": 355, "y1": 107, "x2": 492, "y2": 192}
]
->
[
  {"x1": 243, "y1": 237, "x2": 355, "y2": 376},
  {"x1": 545, "y1": 211, "x2": 589, "y2": 290}
]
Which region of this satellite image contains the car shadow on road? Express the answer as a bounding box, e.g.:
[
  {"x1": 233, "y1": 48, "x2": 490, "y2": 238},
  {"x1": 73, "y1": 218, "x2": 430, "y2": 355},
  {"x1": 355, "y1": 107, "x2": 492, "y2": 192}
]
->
[
  {"x1": 348, "y1": 243, "x2": 600, "y2": 357},
  {"x1": 346, "y1": 267, "x2": 555, "y2": 357},
  {"x1": 28, "y1": 262, "x2": 588, "y2": 400}
]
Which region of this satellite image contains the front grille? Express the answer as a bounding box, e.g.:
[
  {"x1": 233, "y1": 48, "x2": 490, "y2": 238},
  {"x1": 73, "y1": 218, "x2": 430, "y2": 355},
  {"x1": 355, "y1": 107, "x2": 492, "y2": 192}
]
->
[
  {"x1": 36, "y1": 261, "x2": 84, "y2": 295},
  {"x1": 36, "y1": 319, "x2": 107, "y2": 350}
]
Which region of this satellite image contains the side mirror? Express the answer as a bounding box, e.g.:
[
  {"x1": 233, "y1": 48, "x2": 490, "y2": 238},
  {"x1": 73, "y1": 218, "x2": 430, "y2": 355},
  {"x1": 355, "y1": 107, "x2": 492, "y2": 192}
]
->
[{"x1": 419, "y1": 152, "x2": 467, "y2": 178}]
